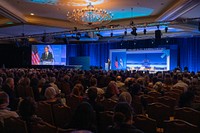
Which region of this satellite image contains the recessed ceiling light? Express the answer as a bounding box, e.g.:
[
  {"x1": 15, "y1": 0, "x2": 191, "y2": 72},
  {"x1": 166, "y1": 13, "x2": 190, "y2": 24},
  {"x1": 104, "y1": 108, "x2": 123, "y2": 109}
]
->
[{"x1": 30, "y1": 13, "x2": 35, "y2": 16}]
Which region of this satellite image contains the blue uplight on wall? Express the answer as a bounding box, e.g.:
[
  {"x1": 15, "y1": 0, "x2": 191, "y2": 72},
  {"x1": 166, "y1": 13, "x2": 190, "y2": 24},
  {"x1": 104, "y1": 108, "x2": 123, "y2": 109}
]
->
[{"x1": 112, "y1": 7, "x2": 154, "y2": 20}]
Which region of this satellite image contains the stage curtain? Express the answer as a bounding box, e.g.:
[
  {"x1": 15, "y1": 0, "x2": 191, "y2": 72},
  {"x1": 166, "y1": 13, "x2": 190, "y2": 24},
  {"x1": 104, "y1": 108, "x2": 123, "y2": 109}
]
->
[{"x1": 178, "y1": 37, "x2": 200, "y2": 72}]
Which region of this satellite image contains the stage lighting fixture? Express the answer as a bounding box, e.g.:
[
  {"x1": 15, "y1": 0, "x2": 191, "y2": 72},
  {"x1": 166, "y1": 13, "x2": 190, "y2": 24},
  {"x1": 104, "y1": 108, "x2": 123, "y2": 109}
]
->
[
  {"x1": 165, "y1": 27, "x2": 168, "y2": 33},
  {"x1": 131, "y1": 27, "x2": 137, "y2": 36},
  {"x1": 124, "y1": 28, "x2": 127, "y2": 36},
  {"x1": 143, "y1": 29, "x2": 147, "y2": 34},
  {"x1": 130, "y1": 20, "x2": 134, "y2": 26},
  {"x1": 96, "y1": 33, "x2": 103, "y2": 38},
  {"x1": 110, "y1": 32, "x2": 113, "y2": 37},
  {"x1": 74, "y1": 27, "x2": 78, "y2": 31},
  {"x1": 75, "y1": 32, "x2": 81, "y2": 40},
  {"x1": 155, "y1": 29, "x2": 161, "y2": 40},
  {"x1": 198, "y1": 22, "x2": 200, "y2": 31}
]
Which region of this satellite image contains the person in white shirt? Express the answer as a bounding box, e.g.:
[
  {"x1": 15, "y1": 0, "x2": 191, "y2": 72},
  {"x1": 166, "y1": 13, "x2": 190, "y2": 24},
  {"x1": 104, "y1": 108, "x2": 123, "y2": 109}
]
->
[
  {"x1": 173, "y1": 74, "x2": 188, "y2": 92},
  {"x1": 0, "y1": 91, "x2": 19, "y2": 127}
]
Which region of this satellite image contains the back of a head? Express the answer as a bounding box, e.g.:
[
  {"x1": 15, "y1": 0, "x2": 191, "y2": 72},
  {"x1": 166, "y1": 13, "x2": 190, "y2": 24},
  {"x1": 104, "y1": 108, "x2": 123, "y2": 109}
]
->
[
  {"x1": 90, "y1": 78, "x2": 97, "y2": 87},
  {"x1": 87, "y1": 87, "x2": 97, "y2": 101},
  {"x1": 119, "y1": 92, "x2": 132, "y2": 105},
  {"x1": 116, "y1": 76, "x2": 122, "y2": 82},
  {"x1": 19, "y1": 97, "x2": 37, "y2": 120},
  {"x1": 44, "y1": 87, "x2": 56, "y2": 99},
  {"x1": 71, "y1": 102, "x2": 95, "y2": 128},
  {"x1": 0, "y1": 91, "x2": 9, "y2": 109},
  {"x1": 129, "y1": 83, "x2": 141, "y2": 96},
  {"x1": 177, "y1": 74, "x2": 183, "y2": 81},
  {"x1": 49, "y1": 77, "x2": 56, "y2": 83},
  {"x1": 114, "y1": 102, "x2": 133, "y2": 125},
  {"x1": 6, "y1": 78, "x2": 14, "y2": 86}
]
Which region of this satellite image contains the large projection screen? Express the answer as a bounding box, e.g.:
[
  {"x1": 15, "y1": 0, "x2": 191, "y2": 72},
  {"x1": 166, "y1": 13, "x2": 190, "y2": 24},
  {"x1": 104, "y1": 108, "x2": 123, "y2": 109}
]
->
[{"x1": 31, "y1": 44, "x2": 66, "y2": 65}]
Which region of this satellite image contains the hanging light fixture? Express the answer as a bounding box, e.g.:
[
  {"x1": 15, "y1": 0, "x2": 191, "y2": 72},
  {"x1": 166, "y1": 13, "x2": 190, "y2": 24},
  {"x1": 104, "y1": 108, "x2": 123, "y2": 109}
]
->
[{"x1": 67, "y1": 3, "x2": 113, "y2": 26}]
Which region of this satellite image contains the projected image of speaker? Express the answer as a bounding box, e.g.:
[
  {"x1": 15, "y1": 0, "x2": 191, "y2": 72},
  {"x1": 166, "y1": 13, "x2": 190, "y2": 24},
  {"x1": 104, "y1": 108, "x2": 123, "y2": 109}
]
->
[{"x1": 155, "y1": 30, "x2": 162, "y2": 40}]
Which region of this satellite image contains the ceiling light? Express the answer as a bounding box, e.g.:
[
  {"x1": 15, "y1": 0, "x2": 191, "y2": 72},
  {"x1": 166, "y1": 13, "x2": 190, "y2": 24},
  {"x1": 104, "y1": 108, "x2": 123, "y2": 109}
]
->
[
  {"x1": 67, "y1": 3, "x2": 113, "y2": 26},
  {"x1": 30, "y1": 13, "x2": 35, "y2": 16}
]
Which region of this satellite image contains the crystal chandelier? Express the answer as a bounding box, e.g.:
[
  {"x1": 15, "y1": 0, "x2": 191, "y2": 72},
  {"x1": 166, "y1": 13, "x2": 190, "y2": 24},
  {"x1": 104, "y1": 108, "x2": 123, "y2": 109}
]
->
[{"x1": 67, "y1": 3, "x2": 113, "y2": 26}]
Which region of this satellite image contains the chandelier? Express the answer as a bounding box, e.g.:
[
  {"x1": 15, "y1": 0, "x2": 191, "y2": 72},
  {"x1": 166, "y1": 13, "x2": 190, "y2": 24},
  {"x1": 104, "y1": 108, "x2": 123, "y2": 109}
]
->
[{"x1": 67, "y1": 3, "x2": 113, "y2": 26}]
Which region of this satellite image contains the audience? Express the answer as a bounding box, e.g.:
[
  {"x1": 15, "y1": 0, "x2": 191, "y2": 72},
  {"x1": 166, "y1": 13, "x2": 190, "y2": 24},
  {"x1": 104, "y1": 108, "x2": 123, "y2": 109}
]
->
[{"x1": 0, "y1": 68, "x2": 200, "y2": 133}]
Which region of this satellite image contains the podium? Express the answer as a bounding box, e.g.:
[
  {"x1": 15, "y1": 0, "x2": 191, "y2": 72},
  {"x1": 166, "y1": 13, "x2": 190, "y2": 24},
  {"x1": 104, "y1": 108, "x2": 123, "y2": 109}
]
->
[{"x1": 41, "y1": 61, "x2": 53, "y2": 65}]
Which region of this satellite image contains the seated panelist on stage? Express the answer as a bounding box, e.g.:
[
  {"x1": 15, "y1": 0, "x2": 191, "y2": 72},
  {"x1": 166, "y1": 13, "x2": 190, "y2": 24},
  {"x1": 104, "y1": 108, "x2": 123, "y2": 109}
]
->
[{"x1": 40, "y1": 46, "x2": 53, "y2": 62}]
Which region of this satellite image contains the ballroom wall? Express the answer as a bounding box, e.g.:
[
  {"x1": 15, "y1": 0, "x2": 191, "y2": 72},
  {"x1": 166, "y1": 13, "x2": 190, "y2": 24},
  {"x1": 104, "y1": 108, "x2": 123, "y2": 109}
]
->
[{"x1": 0, "y1": 37, "x2": 200, "y2": 72}]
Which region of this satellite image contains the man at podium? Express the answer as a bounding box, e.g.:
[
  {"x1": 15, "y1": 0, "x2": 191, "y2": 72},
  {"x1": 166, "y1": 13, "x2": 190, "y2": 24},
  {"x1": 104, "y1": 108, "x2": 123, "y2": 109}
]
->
[{"x1": 40, "y1": 46, "x2": 53, "y2": 65}]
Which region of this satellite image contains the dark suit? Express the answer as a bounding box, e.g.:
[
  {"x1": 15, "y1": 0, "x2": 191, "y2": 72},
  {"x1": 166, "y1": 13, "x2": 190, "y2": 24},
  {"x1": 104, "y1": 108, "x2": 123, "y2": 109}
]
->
[
  {"x1": 2, "y1": 84, "x2": 19, "y2": 111},
  {"x1": 40, "y1": 52, "x2": 53, "y2": 62}
]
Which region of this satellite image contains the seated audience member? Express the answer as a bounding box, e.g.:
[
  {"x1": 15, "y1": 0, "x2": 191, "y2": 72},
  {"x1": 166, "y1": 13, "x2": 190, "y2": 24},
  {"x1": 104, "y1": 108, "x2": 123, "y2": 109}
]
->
[
  {"x1": 2, "y1": 78, "x2": 19, "y2": 111},
  {"x1": 44, "y1": 87, "x2": 59, "y2": 103},
  {"x1": 116, "y1": 76, "x2": 124, "y2": 89},
  {"x1": 18, "y1": 97, "x2": 44, "y2": 133},
  {"x1": 87, "y1": 87, "x2": 104, "y2": 113},
  {"x1": 0, "y1": 77, "x2": 3, "y2": 91},
  {"x1": 17, "y1": 77, "x2": 33, "y2": 98},
  {"x1": 71, "y1": 83, "x2": 85, "y2": 100},
  {"x1": 152, "y1": 81, "x2": 164, "y2": 94},
  {"x1": 163, "y1": 74, "x2": 173, "y2": 88},
  {"x1": 106, "y1": 102, "x2": 144, "y2": 133},
  {"x1": 89, "y1": 78, "x2": 104, "y2": 96},
  {"x1": 119, "y1": 92, "x2": 132, "y2": 105},
  {"x1": 104, "y1": 81, "x2": 119, "y2": 101},
  {"x1": 129, "y1": 83, "x2": 141, "y2": 96},
  {"x1": 49, "y1": 77, "x2": 61, "y2": 94},
  {"x1": 120, "y1": 78, "x2": 132, "y2": 92},
  {"x1": 0, "y1": 92, "x2": 19, "y2": 127},
  {"x1": 65, "y1": 102, "x2": 97, "y2": 133},
  {"x1": 173, "y1": 74, "x2": 188, "y2": 92},
  {"x1": 178, "y1": 90, "x2": 200, "y2": 110}
]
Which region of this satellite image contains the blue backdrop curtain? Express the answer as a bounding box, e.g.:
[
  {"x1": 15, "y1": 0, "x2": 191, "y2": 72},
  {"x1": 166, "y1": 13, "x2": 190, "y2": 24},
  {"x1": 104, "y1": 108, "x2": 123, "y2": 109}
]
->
[
  {"x1": 65, "y1": 37, "x2": 200, "y2": 72},
  {"x1": 177, "y1": 37, "x2": 200, "y2": 72},
  {"x1": 66, "y1": 41, "x2": 122, "y2": 69}
]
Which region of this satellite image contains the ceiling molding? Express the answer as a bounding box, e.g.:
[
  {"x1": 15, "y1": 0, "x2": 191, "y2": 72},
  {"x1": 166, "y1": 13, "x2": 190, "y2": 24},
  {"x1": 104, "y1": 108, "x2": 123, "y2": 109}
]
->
[
  {"x1": 156, "y1": 0, "x2": 200, "y2": 21},
  {"x1": 0, "y1": 0, "x2": 26, "y2": 23}
]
